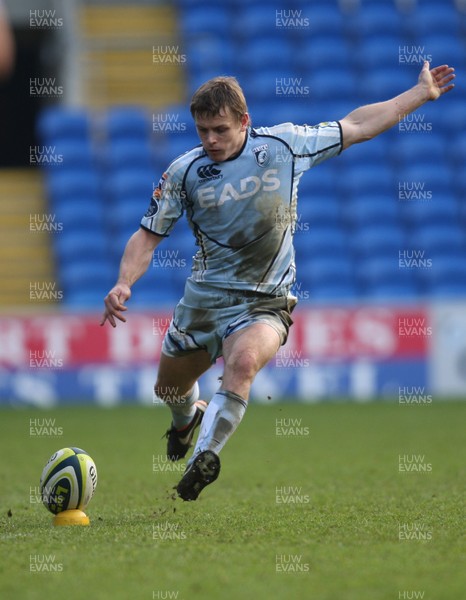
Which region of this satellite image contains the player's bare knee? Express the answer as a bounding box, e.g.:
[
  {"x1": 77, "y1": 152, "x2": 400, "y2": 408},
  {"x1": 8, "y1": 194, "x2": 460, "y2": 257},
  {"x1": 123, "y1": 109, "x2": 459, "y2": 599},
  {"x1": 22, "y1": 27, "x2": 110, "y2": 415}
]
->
[{"x1": 225, "y1": 349, "x2": 259, "y2": 384}]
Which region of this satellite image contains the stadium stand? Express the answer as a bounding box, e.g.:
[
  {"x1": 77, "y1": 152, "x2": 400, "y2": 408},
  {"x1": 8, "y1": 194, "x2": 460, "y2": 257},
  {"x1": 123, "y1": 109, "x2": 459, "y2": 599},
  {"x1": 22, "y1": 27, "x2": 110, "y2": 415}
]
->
[{"x1": 35, "y1": 0, "x2": 466, "y2": 307}]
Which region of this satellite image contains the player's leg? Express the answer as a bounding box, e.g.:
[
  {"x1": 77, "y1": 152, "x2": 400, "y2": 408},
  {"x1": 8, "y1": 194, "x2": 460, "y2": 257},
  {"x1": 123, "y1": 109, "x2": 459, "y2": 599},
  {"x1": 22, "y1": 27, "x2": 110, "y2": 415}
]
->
[
  {"x1": 192, "y1": 322, "x2": 280, "y2": 455},
  {"x1": 176, "y1": 323, "x2": 281, "y2": 500},
  {"x1": 221, "y1": 322, "x2": 281, "y2": 399},
  {"x1": 155, "y1": 349, "x2": 212, "y2": 460}
]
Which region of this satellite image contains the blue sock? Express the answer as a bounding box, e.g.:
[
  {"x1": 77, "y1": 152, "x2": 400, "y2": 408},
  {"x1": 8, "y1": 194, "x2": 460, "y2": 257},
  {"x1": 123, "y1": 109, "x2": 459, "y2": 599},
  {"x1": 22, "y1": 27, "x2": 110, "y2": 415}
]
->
[{"x1": 189, "y1": 390, "x2": 247, "y2": 463}]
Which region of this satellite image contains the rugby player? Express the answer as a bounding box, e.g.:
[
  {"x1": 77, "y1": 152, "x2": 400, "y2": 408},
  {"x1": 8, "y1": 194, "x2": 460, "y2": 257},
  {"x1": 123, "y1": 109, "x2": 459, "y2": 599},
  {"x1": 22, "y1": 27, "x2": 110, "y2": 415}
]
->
[{"x1": 101, "y1": 62, "x2": 454, "y2": 500}]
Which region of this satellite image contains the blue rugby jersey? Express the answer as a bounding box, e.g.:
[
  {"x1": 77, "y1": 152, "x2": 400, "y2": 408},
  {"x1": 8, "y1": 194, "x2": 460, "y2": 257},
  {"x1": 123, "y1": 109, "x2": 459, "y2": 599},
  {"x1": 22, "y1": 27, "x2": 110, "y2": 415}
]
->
[{"x1": 141, "y1": 122, "x2": 342, "y2": 295}]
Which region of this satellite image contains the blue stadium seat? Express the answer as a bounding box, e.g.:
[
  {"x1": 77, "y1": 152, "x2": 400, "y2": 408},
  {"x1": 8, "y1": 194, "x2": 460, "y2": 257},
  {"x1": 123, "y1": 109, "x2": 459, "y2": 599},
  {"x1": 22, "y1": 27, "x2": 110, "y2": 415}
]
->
[
  {"x1": 59, "y1": 256, "x2": 117, "y2": 296},
  {"x1": 184, "y1": 36, "x2": 235, "y2": 76},
  {"x1": 342, "y1": 164, "x2": 395, "y2": 197},
  {"x1": 419, "y1": 34, "x2": 465, "y2": 67},
  {"x1": 47, "y1": 170, "x2": 102, "y2": 204},
  {"x1": 455, "y1": 167, "x2": 466, "y2": 196},
  {"x1": 308, "y1": 68, "x2": 357, "y2": 100},
  {"x1": 246, "y1": 98, "x2": 291, "y2": 126},
  {"x1": 343, "y1": 194, "x2": 400, "y2": 228},
  {"x1": 299, "y1": 163, "x2": 338, "y2": 198},
  {"x1": 179, "y1": 6, "x2": 231, "y2": 38},
  {"x1": 241, "y1": 69, "x2": 291, "y2": 103},
  {"x1": 299, "y1": 196, "x2": 341, "y2": 227},
  {"x1": 109, "y1": 196, "x2": 147, "y2": 232},
  {"x1": 64, "y1": 289, "x2": 110, "y2": 308},
  {"x1": 412, "y1": 224, "x2": 465, "y2": 258},
  {"x1": 175, "y1": 0, "x2": 223, "y2": 8},
  {"x1": 186, "y1": 69, "x2": 224, "y2": 97},
  {"x1": 353, "y1": 34, "x2": 404, "y2": 71},
  {"x1": 54, "y1": 197, "x2": 105, "y2": 232},
  {"x1": 389, "y1": 133, "x2": 447, "y2": 166},
  {"x1": 359, "y1": 257, "x2": 421, "y2": 302},
  {"x1": 297, "y1": 35, "x2": 352, "y2": 72},
  {"x1": 106, "y1": 107, "x2": 150, "y2": 143},
  {"x1": 362, "y1": 281, "x2": 421, "y2": 301},
  {"x1": 398, "y1": 164, "x2": 454, "y2": 193},
  {"x1": 351, "y1": 223, "x2": 406, "y2": 258},
  {"x1": 130, "y1": 284, "x2": 180, "y2": 308},
  {"x1": 296, "y1": 225, "x2": 348, "y2": 255},
  {"x1": 305, "y1": 5, "x2": 345, "y2": 36},
  {"x1": 236, "y1": 37, "x2": 295, "y2": 74},
  {"x1": 341, "y1": 137, "x2": 389, "y2": 167},
  {"x1": 255, "y1": 100, "x2": 311, "y2": 128},
  {"x1": 37, "y1": 107, "x2": 91, "y2": 143},
  {"x1": 345, "y1": 5, "x2": 404, "y2": 38},
  {"x1": 311, "y1": 101, "x2": 355, "y2": 126},
  {"x1": 408, "y1": 4, "x2": 461, "y2": 38},
  {"x1": 400, "y1": 192, "x2": 458, "y2": 227},
  {"x1": 360, "y1": 69, "x2": 416, "y2": 103},
  {"x1": 417, "y1": 255, "x2": 466, "y2": 289},
  {"x1": 105, "y1": 139, "x2": 154, "y2": 172},
  {"x1": 356, "y1": 255, "x2": 418, "y2": 290},
  {"x1": 106, "y1": 169, "x2": 155, "y2": 203},
  {"x1": 54, "y1": 230, "x2": 109, "y2": 266},
  {"x1": 165, "y1": 133, "x2": 201, "y2": 162},
  {"x1": 43, "y1": 139, "x2": 96, "y2": 171},
  {"x1": 449, "y1": 132, "x2": 466, "y2": 167},
  {"x1": 306, "y1": 282, "x2": 359, "y2": 303},
  {"x1": 440, "y1": 98, "x2": 466, "y2": 134},
  {"x1": 426, "y1": 281, "x2": 466, "y2": 299},
  {"x1": 232, "y1": 4, "x2": 285, "y2": 39},
  {"x1": 299, "y1": 255, "x2": 354, "y2": 287},
  {"x1": 159, "y1": 104, "x2": 197, "y2": 136}
]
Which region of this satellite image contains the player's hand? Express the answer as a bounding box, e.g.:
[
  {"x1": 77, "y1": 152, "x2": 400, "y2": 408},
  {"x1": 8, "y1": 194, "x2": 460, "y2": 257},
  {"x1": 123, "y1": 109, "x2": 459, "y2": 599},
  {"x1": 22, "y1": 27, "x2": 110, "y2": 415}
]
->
[
  {"x1": 418, "y1": 61, "x2": 455, "y2": 101},
  {"x1": 100, "y1": 282, "x2": 131, "y2": 327}
]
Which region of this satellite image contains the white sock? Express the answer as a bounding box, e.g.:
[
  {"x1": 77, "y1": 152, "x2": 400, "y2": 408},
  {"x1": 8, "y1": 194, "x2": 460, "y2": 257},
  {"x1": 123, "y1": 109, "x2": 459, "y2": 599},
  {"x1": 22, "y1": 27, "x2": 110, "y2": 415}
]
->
[
  {"x1": 189, "y1": 390, "x2": 247, "y2": 464},
  {"x1": 166, "y1": 382, "x2": 199, "y2": 429}
]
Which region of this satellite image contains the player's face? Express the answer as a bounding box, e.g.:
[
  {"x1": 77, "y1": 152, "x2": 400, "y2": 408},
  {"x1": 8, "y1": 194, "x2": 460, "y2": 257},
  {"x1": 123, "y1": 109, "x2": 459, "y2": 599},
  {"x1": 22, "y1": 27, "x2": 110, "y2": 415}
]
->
[{"x1": 195, "y1": 109, "x2": 249, "y2": 162}]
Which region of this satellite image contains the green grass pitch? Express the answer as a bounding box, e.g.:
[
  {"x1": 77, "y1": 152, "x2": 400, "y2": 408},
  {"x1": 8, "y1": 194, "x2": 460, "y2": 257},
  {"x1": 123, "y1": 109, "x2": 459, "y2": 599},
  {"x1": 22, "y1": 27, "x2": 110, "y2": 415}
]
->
[{"x1": 0, "y1": 401, "x2": 464, "y2": 600}]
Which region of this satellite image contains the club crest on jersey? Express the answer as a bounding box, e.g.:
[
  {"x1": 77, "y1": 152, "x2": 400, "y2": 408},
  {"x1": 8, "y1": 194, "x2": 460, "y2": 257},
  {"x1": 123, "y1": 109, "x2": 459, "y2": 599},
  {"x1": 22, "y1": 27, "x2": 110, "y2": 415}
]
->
[{"x1": 252, "y1": 144, "x2": 270, "y2": 167}]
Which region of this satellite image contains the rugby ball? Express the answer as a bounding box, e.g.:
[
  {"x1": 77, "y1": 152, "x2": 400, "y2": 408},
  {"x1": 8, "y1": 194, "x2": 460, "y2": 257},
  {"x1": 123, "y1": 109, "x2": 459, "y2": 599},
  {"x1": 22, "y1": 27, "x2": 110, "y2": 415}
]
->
[{"x1": 40, "y1": 447, "x2": 98, "y2": 514}]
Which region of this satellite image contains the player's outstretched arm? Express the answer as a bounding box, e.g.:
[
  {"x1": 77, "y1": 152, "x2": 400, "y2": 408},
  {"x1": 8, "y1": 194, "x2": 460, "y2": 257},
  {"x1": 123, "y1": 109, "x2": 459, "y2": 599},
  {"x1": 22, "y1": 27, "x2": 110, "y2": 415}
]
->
[
  {"x1": 340, "y1": 61, "x2": 455, "y2": 150},
  {"x1": 100, "y1": 228, "x2": 163, "y2": 327}
]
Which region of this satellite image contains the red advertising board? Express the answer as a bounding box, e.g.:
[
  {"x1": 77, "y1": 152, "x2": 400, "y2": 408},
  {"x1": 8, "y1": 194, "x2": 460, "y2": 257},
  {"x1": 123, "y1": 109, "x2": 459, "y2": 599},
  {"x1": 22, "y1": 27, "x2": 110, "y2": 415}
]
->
[{"x1": 0, "y1": 307, "x2": 429, "y2": 369}]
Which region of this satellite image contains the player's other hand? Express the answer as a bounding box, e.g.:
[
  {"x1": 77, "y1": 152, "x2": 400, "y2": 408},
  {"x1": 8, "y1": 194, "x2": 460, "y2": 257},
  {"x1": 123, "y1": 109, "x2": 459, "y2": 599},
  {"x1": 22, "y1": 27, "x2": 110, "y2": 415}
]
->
[
  {"x1": 100, "y1": 283, "x2": 131, "y2": 327},
  {"x1": 419, "y1": 61, "x2": 455, "y2": 101}
]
